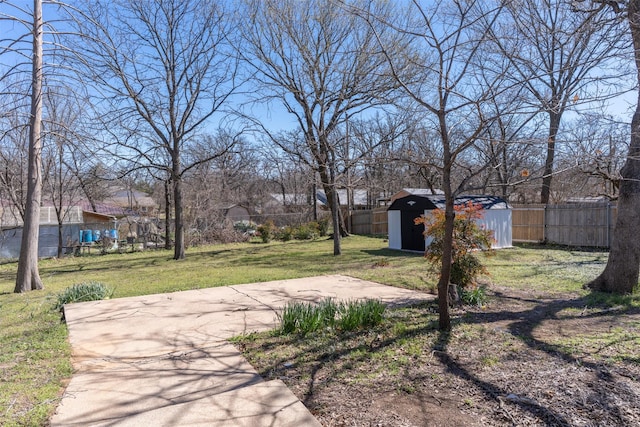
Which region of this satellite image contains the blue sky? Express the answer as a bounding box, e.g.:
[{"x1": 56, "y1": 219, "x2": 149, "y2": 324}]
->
[{"x1": 1, "y1": 0, "x2": 636, "y2": 137}]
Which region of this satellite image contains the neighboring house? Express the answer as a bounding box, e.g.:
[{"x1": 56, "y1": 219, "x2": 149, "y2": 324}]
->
[
  {"x1": 106, "y1": 188, "x2": 158, "y2": 216},
  {"x1": 264, "y1": 193, "x2": 314, "y2": 209},
  {"x1": 315, "y1": 189, "x2": 377, "y2": 210},
  {"x1": 0, "y1": 203, "x2": 117, "y2": 258},
  {"x1": 257, "y1": 193, "x2": 316, "y2": 226},
  {"x1": 566, "y1": 196, "x2": 612, "y2": 204},
  {"x1": 387, "y1": 194, "x2": 512, "y2": 252},
  {"x1": 267, "y1": 189, "x2": 377, "y2": 211},
  {"x1": 76, "y1": 200, "x2": 132, "y2": 218},
  {"x1": 219, "y1": 204, "x2": 251, "y2": 223}
]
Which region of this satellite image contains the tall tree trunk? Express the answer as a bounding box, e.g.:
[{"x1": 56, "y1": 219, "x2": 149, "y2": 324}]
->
[
  {"x1": 331, "y1": 184, "x2": 341, "y2": 255},
  {"x1": 437, "y1": 113, "x2": 453, "y2": 331},
  {"x1": 173, "y1": 172, "x2": 185, "y2": 260},
  {"x1": 57, "y1": 222, "x2": 63, "y2": 258},
  {"x1": 164, "y1": 178, "x2": 172, "y2": 250},
  {"x1": 540, "y1": 112, "x2": 562, "y2": 204},
  {"x1": 437, "y1": 198, "x2": 454, "y2": 331},
  {"x1": 318, "y1": 165, "x2": 348, "y2": 239},
  {"x1": 324, "y1": 185, "x2": 347, "y2": 235},
  {"x1": 15, "y1": 0, "x2": 44, "y2": 293},
  {"x1": 587, "y1": 1, "x2": 640, "y2": 293}
]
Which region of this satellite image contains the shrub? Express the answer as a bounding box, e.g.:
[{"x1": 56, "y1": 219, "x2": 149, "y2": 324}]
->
[
  {"x1": 211, "y1": 227, "x2": 252, "y2": 244},
  {"x1": 257, "y1": 220, "x2": 275, "y2": 243},
  {"x1": 277, "y1": 226, "x2": 294, "y2": 242},
  {"x1": 415, "y1": 201, "x2": 494, "y2": 288},
  {"x1": 316, "y1": 217, "x2": 330, "y2": 236},
  {"x1": 53, "y1": 281, "x2": 113, "y2": 313},
  {"x1": 293, "y1": 224, "x2": 317, "y2": 240},
  {"x1": 187, "y1": 224, "x2": 252, "y2": 246},
  {"x1": 450, "y1": 253, "x2": 486, "y2": 287}
]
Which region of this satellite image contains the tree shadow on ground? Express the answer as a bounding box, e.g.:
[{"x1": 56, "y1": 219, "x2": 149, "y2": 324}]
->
[
  {"x1": 240, "y1": 290, "x2": 640, "y2": 426},
  {"x1": 362, "y1": 248, "x2": 424, "y2": 258},
  {"x1": 513, "y1": 242, "x2": 610, "y2": 254},
  {"x1": 432, "y1": 290, "x2": 640, "y2": 426}
]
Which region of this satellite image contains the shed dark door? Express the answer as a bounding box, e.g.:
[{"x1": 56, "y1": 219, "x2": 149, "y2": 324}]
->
[{"x1": 401, "y1": 210, "x2": 425, "y2": 251}]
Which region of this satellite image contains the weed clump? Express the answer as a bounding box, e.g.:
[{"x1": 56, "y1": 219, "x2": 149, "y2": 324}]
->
[{"x1": 460, "y1": 285, "x2": 488, "y2": 306}]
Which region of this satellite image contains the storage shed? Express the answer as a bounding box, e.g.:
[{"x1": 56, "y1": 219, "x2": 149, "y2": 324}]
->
[{"x1": 387, "y1": 195, "x2": 512, "y2": 252}]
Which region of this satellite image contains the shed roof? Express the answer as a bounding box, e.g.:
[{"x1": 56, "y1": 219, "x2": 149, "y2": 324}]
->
[
  {"x1": 388, "y1": 195, "x2": 510, "y2": 211},
  {"x1": 389, "y1": 188, "x2": 444, "y2": 203},
  {"x1": 83, "y1": 210, "x2": 117, "y2": 223}
]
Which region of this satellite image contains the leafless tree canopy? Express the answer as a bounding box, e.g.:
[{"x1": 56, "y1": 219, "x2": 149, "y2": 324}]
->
[
  {"x1": 65, "y1": 0, "x2": 241, "y2": 259},
  {"x1": 486, "y1": 0, "x2": 628, "y2": 203},
  {"x1": 239, "y1": 0, "x2": 410, "y2": 254}
]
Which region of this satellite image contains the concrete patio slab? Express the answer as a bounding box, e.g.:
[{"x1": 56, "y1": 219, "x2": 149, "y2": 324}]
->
[
  {"x1": 52, "y1": 343, "x2": 264, "y2": 425},
  {"x1": 51, "y1": 275, "x2": 433, "y2": 426}
]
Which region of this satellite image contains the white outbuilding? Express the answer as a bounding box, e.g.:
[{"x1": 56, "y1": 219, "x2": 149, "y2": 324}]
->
[{"x1": 387, "y1": 194, "x2": 512, "y2": 252}]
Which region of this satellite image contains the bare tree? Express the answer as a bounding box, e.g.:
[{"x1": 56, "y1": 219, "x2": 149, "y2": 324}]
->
[
  {"x1": 364, "y1": 0, "x2": 508, "y2": 330},
  {"x1": 487, "y1": 0, "x2": 626, "y2": 204},
  {"x1": 14, "y1": 0, "x2": 44, "y2": 292},
  {"x1": 2, "y1": 1, "x2": 84, "y2": 277},
  {"x1": 66, "y1": 0, "x2": 240, "y2": 259},
  {"x1": 68, "y1": 160, "x2": 112, "y2": 213},
  {"x1": 240, "y1": 0, "x2": 408, "y2": 255}
]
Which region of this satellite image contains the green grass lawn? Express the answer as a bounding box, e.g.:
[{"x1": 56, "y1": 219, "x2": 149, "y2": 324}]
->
[{"x1": 0, "y1": 236, "x2": 628, "y2": 426}]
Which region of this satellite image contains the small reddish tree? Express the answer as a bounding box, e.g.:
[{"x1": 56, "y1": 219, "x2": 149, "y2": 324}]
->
[{"x1": 416, "y1": 202, "x2": 494, "y2": 301}]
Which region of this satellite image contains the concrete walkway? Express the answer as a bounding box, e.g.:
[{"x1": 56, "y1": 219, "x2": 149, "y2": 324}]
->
[{"x1": 50, "y1": 275, "x2": 433, "y2": 426}]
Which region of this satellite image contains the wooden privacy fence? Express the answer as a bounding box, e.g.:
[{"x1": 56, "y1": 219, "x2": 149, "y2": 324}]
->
[
  {"x1": 350, "y1": 207, "x2": 388, "y2": 235},
  {"x1": 350, "y1": 203, "x2": 617, "y2": 248},
  {"x1": 512, "y1": 203, "x2": 617, "y2": 248}
]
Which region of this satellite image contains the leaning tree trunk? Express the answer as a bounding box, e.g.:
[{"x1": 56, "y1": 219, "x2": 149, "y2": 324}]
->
[
  {"x1": 586, "y1": 0, "x2": 640, "y2": 294},
  {"x1": 586, "y1": 93, "x2": 640, "y2": 293},
  {"x1": 587, "y1": 100, "x2": 640, "y2": 293},
  {"x1": 15, "y1": 0, "x2": 44, "y2": 293}
]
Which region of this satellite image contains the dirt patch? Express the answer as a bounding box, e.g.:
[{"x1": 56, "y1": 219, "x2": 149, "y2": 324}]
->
[{"x1": 236, "y1": 286, "x2": 640, "y2": 426}]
